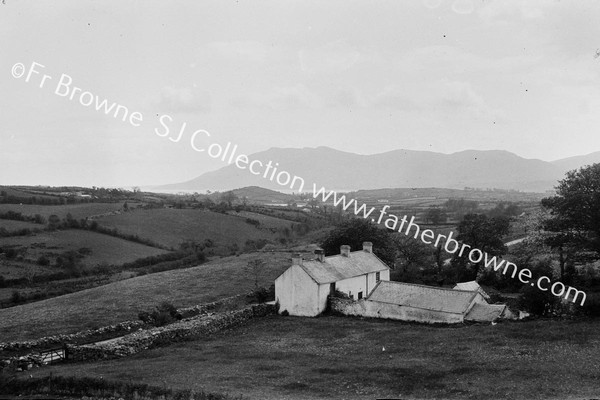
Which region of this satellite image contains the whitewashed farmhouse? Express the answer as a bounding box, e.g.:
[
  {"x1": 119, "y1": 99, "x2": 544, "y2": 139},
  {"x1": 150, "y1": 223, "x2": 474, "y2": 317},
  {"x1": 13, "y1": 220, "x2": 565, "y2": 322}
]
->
[{"x1": 275, "y1": 242, "x2": 390, "y2": 316}]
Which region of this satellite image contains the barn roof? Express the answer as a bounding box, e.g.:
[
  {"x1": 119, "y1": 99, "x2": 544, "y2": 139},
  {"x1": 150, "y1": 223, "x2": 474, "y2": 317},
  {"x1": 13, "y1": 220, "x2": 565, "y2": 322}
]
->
[
  {"x1": 453, "y1": 281, "x2": 481, "y2": 292},
  {"x1": 368, "y1": 281, "x2": 478, "y2": 314},
  {"x1": 298, "y1": 251, "x2": 389, "y2": 284},
  {"x1": 465, "y1": 303, "x2": 506, "y2": 322},
  {"x1": 453, "y1": 280, "x2": 491, "y2": 301}
]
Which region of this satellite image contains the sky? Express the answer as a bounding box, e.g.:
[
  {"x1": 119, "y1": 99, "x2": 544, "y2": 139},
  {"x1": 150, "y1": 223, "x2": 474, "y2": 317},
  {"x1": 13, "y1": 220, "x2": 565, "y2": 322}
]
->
[{"x1": 1, "y1": 0, "x2": 600, "y2": 188}]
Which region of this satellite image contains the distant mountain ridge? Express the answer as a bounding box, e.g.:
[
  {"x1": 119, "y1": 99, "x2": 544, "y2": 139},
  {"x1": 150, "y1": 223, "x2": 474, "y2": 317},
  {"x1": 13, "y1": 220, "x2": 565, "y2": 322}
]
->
[{"x1": 155, "y1": 147, "x2": 600, "y2": 193}]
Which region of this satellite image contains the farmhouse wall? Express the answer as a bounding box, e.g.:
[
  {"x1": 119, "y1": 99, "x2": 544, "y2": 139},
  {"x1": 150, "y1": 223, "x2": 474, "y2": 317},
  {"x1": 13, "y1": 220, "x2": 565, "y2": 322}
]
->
[
  {"x1": 330, "y1": 297, "x2": 465, "y2": 324},
  {"x1": 275, "y1": 264, "x2": 320, "y2": 316},
  {"x1": 67, "y1": 303, "x2": 274, "y2": 362}
]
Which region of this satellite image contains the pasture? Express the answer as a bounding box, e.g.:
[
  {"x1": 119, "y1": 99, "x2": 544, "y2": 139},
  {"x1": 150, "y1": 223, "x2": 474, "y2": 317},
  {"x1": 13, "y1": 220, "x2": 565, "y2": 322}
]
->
[
  {"x1": 0, "y1": 251, "x2": 294, "y2": 341},
  {"x1": 0, "y1": 229, "x2": 168, "y2": 269},
  {"x1": 0, "y1": 220, "x2": 42, "y2": 231},
  {"x1": 0, "y1": 203, "x2": 127, "y2": 220},
  {"x1": 33, "y1": 315, "x2": 600, "y2": 400},
  {"x1": 95, "y1": 208, "x2": 293, "y2": 249}
]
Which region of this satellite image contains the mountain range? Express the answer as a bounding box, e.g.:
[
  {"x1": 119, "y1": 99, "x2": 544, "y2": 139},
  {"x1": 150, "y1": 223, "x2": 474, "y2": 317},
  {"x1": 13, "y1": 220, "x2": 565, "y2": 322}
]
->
[{"x1": 155, "y1": 147, "x2": 600, "y2": 193}]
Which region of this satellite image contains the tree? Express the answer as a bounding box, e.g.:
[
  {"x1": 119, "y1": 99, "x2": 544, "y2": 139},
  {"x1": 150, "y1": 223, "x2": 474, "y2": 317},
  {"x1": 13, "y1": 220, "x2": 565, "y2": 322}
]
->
[
  {"x1": 541, "y1": 163, "x2": 600, "y2": 263},
  {"x1": 450, "y1": 213, "x2": 510, "y2": 281},
  {"x1": 47, "y1": 214, "x2": 61, "y2": 230},
  {"x1": 425, "y1": 207, "x2": 447, "y2": 224},
  {"x1": 320, "y1": 218, "x2": 396, "y2": 266},
  {"x1": 245, "y1": 259, "x2": 265, "y2": 288},
  {"x1": 391, "y1": 233, "x2": 437, "y2": 284},
  {"x1": 392, "y1": 233, "x2": 432, "y2": 273},
  {"x1": 221, "y1": 191, "x2": 238, "y2": 209}
]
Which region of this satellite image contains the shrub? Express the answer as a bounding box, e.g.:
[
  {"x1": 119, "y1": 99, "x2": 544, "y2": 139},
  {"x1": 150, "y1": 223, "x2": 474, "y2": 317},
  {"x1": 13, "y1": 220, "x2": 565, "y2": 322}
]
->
[
  {"x1": 10, "y1": 291, "x2": 24, "y2": 304},
  {"x1": 37, "y1": 255, "x2": 50, "y2": 266},
  {"x1": 579, "y1": 293, "x2": 600, "y2": 317},
  {"x1": 518, "y1": 285, "x2": 557, "y2": 316},
  {"x1": 4, "y1": 248, "x2": 17, "y2": 259},
  {"x1": 138, "y1": 301, "x2": 182, "y2": 327}
]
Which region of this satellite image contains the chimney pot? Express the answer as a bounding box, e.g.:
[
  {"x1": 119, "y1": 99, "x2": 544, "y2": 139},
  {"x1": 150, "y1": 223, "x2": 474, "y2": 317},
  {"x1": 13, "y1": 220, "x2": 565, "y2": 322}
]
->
[
  {"x1": 340, "y1": 245, "x2": 351, "y2": 257},
  {"x1": 363, "y1": 241, "x2": 373, "y2": 253},
  {"x1": 291, "y1": 253, "x2": 303, "y2": 266},
  {"x1": 314, "y1": 249, "x2": 325, "y2": 262}
]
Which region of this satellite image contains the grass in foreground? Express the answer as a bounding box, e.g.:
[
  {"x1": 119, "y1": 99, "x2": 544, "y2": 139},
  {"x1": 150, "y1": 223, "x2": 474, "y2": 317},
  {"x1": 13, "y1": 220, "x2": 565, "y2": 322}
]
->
[{"x1": 33, "y1": 315, "x2": 600, "y2": 400}]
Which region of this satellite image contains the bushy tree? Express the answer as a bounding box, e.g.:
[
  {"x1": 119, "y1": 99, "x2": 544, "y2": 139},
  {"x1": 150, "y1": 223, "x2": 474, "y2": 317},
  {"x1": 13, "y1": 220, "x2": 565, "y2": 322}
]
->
[
  {"x1": 449, "y1": 214, "x2": 510, "y2": 282},
  {"x1": 541, "y1": 163, "x2": 600, "y2": 281},
  {"x1": 320, "y1": 218, "x2": 395, "y2": 266}
]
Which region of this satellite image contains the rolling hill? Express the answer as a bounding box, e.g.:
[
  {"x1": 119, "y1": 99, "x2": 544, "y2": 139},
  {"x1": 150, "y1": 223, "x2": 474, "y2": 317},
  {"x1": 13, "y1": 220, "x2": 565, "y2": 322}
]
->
[{"x1": 157, "y1": 147, "x2": 600, "y2": 193}]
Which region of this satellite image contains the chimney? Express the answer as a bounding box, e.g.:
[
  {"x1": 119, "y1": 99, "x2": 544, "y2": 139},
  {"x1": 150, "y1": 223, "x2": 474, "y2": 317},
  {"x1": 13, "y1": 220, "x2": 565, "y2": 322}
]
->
[
  {"x1": 363, "y1": 241, "x2": 373, "y2": 253},
  {"x1": 340, "y1": 245, "x2": 351, "y2": 257},
  {"x1": 291, "y1": 253, "x2": 303, "y2": 266},
  {"x1": 314, "y1": 248, "x2": 325, "y2": 262}
]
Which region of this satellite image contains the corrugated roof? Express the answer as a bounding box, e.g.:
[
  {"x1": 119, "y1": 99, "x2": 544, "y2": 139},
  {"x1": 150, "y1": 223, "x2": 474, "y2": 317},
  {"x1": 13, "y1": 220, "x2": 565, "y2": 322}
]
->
[
  {"x1": 368, "y1": 281, "x2": 477, "y2": 314},
  {"x1": 298, "y1": 251, "x2": 389, "y2": 284},
  {"x1": 465, "y1": 303, "x2": 506, "y2": 322}
]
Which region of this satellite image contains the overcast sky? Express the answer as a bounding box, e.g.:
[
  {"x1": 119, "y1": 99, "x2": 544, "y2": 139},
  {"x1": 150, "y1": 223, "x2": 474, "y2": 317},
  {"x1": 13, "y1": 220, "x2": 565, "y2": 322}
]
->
[{"x1": 1, "y1": 0, "x2": 600, "y2": 187}]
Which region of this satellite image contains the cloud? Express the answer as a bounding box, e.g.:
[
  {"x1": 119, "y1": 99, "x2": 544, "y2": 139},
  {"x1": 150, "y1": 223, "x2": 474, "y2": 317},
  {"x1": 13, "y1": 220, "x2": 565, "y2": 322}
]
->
[
  {"x1": 299, "y1": 40, "x2": 361, "y2": 73},
  {"x1": 231, "y1": 84, "x2": 323, "y2": 111},
  {"x1": 207, "y1": 40, "x2": 268, "y2": 64},
  {"x1": 478, "y1": 0, "x2": 546, "y2": 24},
  {"x1": 154, "y1": 85, "x2": 211, "y2": 113},
  {"x1": 372, "y1": 80, "x2": 502, "y2": 119}
]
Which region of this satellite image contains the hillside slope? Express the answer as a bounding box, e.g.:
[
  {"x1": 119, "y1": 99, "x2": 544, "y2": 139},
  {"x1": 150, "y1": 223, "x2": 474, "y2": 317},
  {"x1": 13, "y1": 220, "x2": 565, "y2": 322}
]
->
[
  {"x1": 158, "y1": 147, "x2": 570, "y2": 193},
  {"x1": 0, "y1": 251, "x2": 295, "y2": 342}
]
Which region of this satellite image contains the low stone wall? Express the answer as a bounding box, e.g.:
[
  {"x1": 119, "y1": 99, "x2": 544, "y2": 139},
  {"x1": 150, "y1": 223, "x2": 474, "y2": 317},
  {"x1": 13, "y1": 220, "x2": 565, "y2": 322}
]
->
[
  {"x1": 67, "y1": 303, "x2": 275, "y2": 362},
  {"x1": 0, "y1": 293, "x2": 258, "y2": 353},
  {"x1": 0, "y1": 320, "x2": 145, "y2": 353},
  {"x1": 178, "y1": 292, "x2": 253, "y2": 318}
]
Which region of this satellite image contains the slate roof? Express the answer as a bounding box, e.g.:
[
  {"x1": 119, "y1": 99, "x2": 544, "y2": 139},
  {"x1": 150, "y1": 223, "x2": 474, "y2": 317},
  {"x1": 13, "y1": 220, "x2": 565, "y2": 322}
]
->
[
  {"x1": 453, "y1": 281, "x2": 481, "y2": 292},
  {"x1": 298, "y1": 251, "x2": 389, "y2": 284},
  {"x1": 368, "y1": 281, "x2": 478, "y2": 314},
  {"x1": 453, "y1": 280, "x2": 491, "y2": 301}
]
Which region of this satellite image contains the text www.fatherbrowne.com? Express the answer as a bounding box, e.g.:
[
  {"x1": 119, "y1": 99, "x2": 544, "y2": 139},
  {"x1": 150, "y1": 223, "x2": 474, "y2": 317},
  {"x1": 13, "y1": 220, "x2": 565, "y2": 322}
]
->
[
  {"x1": 311, "y1": 185, "x2": 587, "y2": 306},
  {"x1": 12, "y1": 60, "x2": 587, "y2": 306}
]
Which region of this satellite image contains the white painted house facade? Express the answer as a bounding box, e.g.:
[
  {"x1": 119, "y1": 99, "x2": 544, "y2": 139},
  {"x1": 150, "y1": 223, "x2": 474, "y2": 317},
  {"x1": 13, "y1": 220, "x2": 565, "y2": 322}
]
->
[{"x1": 275, "y1": 242, "x2": 390, "y2": 316}]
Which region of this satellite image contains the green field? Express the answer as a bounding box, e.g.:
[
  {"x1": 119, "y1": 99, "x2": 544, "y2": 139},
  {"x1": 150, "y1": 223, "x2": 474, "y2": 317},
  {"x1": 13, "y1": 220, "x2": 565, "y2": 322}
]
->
[
  {"x1": 0, "y1": 251, "x2": 294, "y2": 341},
  {"x1": 33, "y1": 316, "x2": 600, "y2": 400},
  {"x1": 0, "y1": 229, "x2": 168, "y2": 268},
  {"x1": 95, "y1": 208, "x2": 292, "y2": 249},
  {"x1": 0, "y1": 220, "x2": 42, "y2": 231},
  {"x1": 0, "y1": 203, "x2": 127, "y2": 220}
]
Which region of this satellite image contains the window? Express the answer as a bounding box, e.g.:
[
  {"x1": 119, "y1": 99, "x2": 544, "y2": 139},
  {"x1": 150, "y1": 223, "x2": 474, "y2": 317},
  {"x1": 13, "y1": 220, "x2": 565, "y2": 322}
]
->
[
  {"x1": 376, "y1": 272, "x2": 380, "y2": 282},
  {"x1": 330, "y1": 282, "x2": 336, "y2": 294},
  {"x1": 358, "y1": 291, "x2": 363, "y2": 299}
]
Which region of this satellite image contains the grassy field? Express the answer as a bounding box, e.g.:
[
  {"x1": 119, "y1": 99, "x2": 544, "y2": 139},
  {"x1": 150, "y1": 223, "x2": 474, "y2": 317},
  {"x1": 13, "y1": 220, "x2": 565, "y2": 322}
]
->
[
  {"x1": 0, "y1": 220, "x2": 42, "y2": 231},
  {"x1": 0, "y1": 251, "x2": 295, "y2": 341},
  {"x1": 0, "y1": 230, "x2": 168, "y2": 269},
  {"x1": 95, "y1": 208, "x2": 292, "y2": 249},
  {"x1": 0, "y1": 203, "x2": 127, "y2": 220},
  {"x1": 33, "y1": 315, "x2": 600, "y2": 400}
]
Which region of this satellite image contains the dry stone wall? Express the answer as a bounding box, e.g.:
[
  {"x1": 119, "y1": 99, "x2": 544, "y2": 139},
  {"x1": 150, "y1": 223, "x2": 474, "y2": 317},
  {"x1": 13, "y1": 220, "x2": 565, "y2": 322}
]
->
[
  {"x1": 0, "y1": 320, "x2": 145, "y2": 353},
  {"x1": 67, "y1": 303, "x2": 274, "y2": 362}
]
